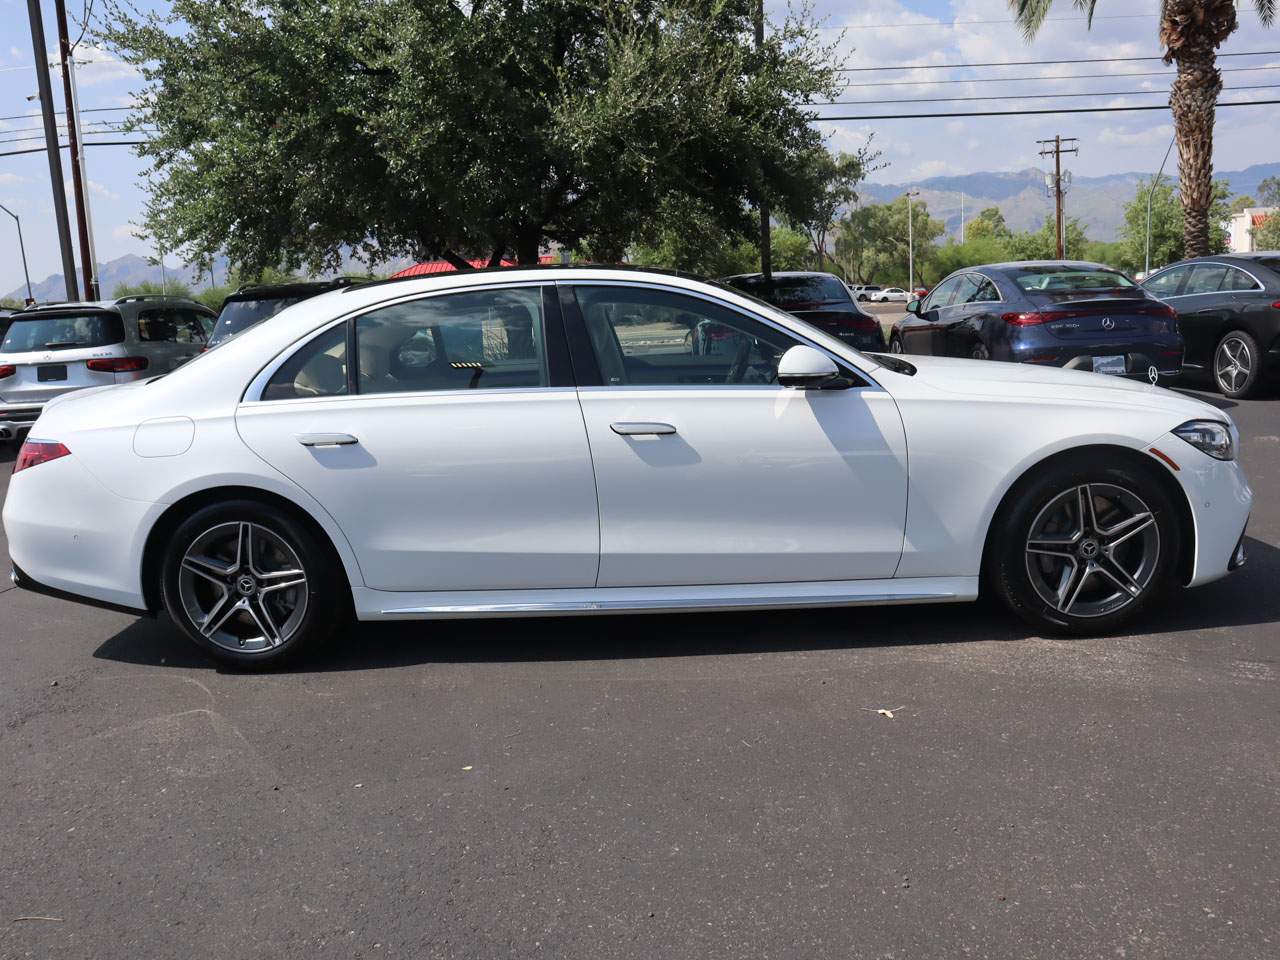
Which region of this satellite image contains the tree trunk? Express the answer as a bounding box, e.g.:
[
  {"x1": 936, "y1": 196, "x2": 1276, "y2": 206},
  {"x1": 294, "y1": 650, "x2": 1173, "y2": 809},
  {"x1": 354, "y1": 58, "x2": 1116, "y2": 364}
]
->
[
  {"x1": 515, "y1": 230, "x2": 542, "y2": 265},
  {"x1": 440, "y1": 250, "x2": 476, "y2": 271},
  {"x1": 1164, "y1": 1, "x2": 1236, "y2": 258}
]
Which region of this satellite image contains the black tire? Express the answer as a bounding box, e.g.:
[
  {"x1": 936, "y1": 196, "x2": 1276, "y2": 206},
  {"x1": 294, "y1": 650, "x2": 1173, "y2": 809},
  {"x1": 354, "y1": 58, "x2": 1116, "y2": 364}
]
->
[
  {"x1": 970, "y1": 342, "x2": 990, "y2": 361},
  {"x1": 889, "y1": 335, "x2": 905, "y2": 354},
  {"x1": 160, "y1": 499, "x2": 348, "y2": 668},
  {"x1": 987, "y1": 453, "x2": 1182, "y2": 636},
  {"x1": 1212, "y1": 330, "x2": 1262, "y2": 399},
  {"x1": 857, "y1": 294, "x2": 869, "y2": 302}
]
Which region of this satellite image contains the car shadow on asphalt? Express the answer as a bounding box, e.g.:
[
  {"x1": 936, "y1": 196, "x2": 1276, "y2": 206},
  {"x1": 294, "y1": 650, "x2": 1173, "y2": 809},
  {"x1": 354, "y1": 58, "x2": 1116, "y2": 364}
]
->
[{"x1": 92, "y1": 537, "x2": 1280, "y2": 673}]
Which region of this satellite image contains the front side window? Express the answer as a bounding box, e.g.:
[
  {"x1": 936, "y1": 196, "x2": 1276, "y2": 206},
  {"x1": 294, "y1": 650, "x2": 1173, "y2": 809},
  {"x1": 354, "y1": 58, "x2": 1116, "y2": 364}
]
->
[
  {"x1": 923, "y1": 276, "x2": 963, "y2": 310},
  {"x1": 355, "y1": 287, "x2": 546, "y2": 395},
  {"x1": 574, "y1": 285, "x2": 799, "y2": 387},
  {"x1": 1143, "y1": 266, "x2": 1189, "y2": 297}
]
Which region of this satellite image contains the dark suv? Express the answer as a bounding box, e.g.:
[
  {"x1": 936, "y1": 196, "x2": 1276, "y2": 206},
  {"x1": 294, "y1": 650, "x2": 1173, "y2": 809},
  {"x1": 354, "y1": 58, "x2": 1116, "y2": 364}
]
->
[
  {"x1": 208, "y1": 279, "x2": 356, "y2": 347},
  {"x1": 721, "y1": 271, "x2": 887, "y2": 352}
]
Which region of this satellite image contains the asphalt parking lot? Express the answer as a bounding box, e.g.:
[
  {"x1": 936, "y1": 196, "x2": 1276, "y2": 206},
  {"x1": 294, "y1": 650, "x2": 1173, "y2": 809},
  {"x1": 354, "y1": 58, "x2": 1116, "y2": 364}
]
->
[{"x1": 1, "y1": 385, "x2": 1277, "y2": 960}]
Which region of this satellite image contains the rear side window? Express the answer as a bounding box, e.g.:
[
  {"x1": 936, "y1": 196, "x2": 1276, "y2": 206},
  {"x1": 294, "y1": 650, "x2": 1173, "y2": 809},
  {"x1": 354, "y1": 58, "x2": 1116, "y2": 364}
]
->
[
  {"x1": 1142, "y1": 265, "x2": 1190, "y2": 297},
  {"x1": 1221, "y1": 267, "x2": 1261, "y2": 291},
  {"x1": 1184, "y1": 264, "x2": 1229, "y2": 295},
  {"x1": 1, "y1": 312, "x2": 125, "y2": 352},
  {"x1": 137, "y1": 308, "x2": 210, "y2": 343},
  {"x1": 261, "y1": 324, "x2": 349, "y2": 401},
  {"x1": 354, "y1": 287, "x2": 546, "y2": 394}
]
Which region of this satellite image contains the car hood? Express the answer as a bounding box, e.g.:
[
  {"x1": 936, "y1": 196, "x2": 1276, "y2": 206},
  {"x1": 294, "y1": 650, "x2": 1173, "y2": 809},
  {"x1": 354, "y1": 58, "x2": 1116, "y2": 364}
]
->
[{"x1": 899, "y1": 354, "x2": 1225, "y2": 420}]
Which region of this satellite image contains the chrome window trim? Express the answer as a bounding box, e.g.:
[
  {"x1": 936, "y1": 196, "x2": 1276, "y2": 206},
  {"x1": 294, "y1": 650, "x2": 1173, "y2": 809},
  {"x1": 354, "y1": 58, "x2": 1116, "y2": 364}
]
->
[
  {"x1": 561, "y1": 277, "x2": 885, "y2": 390},
  {"x1": 243, "y1": 280, "x2": 557, "y2": 403},
  {"x1": 1144, "y1": 261, "x2": 1264, "y2": 298},
  {"x1": 964, "y1": 272, "x2": 1004, "y2": 305}
]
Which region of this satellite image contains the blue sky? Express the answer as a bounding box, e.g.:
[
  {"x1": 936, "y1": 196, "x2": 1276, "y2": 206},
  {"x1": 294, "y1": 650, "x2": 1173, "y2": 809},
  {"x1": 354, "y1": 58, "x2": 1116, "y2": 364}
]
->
[{"x1": 1, "y1": 0, "x2": 1278, "y2": 295}]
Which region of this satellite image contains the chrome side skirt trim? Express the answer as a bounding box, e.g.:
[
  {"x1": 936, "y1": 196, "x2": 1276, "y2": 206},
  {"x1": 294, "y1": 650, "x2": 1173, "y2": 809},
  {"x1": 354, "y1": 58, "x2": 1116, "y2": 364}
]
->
[{"x1": 381, "y1": 592, "x2": 953, "y2": 616}]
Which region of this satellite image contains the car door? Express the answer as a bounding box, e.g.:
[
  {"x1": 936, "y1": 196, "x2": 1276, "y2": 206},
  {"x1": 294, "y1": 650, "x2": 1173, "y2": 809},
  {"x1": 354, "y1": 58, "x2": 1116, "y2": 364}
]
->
[
  {"x1": 937, "y1": 274, "x2": 985, "y2": 357},
  {"x1": 1175, "y1": 264, "x2": 1237, "y2": 366},
  {"x1": 564, "y1": 281, "x2": 908, "y2": 588},
  {"x1": 235, "y1": 284, "x2": 600, "y2": 592},
  {"x1": 1140, "y1": 264, "x2": 1195, "y2": 358},
  {"x1": 904, "y1": 275, "x2": 963, "y2": 355}
]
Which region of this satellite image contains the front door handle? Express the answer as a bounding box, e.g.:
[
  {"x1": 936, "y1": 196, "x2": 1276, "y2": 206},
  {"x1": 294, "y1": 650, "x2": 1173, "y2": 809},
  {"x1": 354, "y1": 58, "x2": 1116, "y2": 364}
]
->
[
  {"x1": 296, "y1": 432, "x2": 359, "y2": 447},
  {"x1": 610, "y1": 421, "x2": 677, "y2": 436}
]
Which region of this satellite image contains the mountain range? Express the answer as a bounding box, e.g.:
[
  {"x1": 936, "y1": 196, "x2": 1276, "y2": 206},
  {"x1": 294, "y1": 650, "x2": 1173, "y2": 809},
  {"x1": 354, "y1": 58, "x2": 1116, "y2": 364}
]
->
[
  {"x1": 9, "y1": 161, "x2": 1279, "y2": 302},
  {"x1": 859, "y1": 161, "x2": 1280, "y2": 241}
]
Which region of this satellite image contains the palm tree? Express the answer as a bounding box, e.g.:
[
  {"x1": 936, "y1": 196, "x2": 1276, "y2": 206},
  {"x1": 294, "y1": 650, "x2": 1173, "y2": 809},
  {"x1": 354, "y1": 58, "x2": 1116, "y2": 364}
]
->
[{"x1": 1009, "y1": 1, "x2": 1275, "y2": 257}]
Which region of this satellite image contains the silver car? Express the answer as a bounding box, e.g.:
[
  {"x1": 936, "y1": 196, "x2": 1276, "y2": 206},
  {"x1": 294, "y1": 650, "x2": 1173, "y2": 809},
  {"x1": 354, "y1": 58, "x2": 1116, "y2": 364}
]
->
[{"x1": 0, "y1": 295, "x2": 215, "y2": 442}]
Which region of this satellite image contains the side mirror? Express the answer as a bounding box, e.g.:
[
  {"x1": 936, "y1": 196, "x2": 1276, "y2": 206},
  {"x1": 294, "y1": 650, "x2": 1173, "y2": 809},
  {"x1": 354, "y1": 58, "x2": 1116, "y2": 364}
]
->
[
  {"x1": 777, "y1": 345, "x2": 840, "y2": 389},
  {"x1": 906, "y1": 299, "x2": 922, "y2": 316}
]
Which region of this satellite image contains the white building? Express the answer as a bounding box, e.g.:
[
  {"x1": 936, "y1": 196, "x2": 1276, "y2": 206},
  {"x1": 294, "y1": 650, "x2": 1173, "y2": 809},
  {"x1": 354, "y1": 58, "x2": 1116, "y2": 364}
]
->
[{"x1": 1227, "y1": 206, "x2": 1278, "y2": 252}]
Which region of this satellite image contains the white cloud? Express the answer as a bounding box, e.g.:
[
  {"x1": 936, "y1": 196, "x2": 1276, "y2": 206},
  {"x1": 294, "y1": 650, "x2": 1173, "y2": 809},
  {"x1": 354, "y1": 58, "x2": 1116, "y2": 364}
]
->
[
  {"x1": 0, "y1": 173, "x2": 27, "y2": 186},
  {"x1": 9, "y1": 46, "x2": 24, "y2": 62},
  {"x1": 112, "y1": 223, "x2": 140, "y2": 240},
  {"x1": 65, "y1": 45, "x2": 139, "y2": 87},
  {"x1": 65, "y1": 178, "x2": 122, "y2": 202}
]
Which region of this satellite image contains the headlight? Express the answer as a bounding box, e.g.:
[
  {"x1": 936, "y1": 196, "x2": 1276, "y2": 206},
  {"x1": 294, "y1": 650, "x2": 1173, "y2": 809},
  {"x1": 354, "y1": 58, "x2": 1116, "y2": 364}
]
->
[{"x1": 1172, "y1": 420, "x2": 1235, "y2": 461}]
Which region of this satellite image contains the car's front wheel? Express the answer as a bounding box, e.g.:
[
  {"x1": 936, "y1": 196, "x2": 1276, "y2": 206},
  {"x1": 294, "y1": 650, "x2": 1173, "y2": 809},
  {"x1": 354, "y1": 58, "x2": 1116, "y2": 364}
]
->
[
  {"x1": 160, "y1": 500, "x2": 347, "y2": 668},
  {"x1": 988, "y1": 455, "x2": 1182, "y2": 635},
  {"x1": 889, "y1": 335, "x2": 905, "y2": 354}
]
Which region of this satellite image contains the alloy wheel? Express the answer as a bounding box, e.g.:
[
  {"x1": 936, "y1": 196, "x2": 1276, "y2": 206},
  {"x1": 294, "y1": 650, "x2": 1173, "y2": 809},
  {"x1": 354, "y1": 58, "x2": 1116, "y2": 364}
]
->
[
  {"x1": 177, "y1": 521, "x2": 309, "y2": 653},
  {"x1": 1215, "y1": 336, "x2": 1252, "y2": 395},
  {"x1": 1024, "y1": 483, "x2": 1160, "y2": 619}
]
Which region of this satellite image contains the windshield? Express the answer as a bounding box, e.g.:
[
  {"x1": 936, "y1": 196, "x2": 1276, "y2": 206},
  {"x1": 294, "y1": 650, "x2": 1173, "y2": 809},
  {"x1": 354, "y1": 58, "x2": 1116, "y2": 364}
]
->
[
  {"x1": 1010, "y1": 266, "x2": 1136, "y2": 294},
  {"x1": 1, "y1": 312, "x2": 125, "y2": 353},
  {"x1": 710, "y1": 281, "x2": 876, "y2": 368},
  {"x1": 730, "y1": 275, "x2": 850, "y2": 306},
  {"x1": 209, "y1": 296, "x2": 305, "y2": 345}
]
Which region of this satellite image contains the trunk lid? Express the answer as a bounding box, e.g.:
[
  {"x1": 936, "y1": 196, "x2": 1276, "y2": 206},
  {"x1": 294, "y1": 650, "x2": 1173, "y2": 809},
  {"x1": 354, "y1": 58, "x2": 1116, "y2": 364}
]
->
[{"x1": 1023, "y1": 295, "x2": 1177, "y2": 342}]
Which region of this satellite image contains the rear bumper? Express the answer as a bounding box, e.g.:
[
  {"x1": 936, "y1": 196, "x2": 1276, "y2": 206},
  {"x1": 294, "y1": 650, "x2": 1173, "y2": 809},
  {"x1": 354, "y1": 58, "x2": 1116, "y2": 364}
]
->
[
  {"x1": 0, "y1": 403, "x2": 42, "y2": 440},
  {"x1": 1012, "y1": 342, "x2": 1183, "y2": 381}
]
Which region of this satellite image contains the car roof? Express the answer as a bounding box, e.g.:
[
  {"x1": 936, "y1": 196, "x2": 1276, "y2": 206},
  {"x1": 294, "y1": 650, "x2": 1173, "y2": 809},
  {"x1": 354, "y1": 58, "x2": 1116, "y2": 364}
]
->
[
  {"x1": 977, "y1": 260, "x2": 1121, "y2": 272},
  {"x1": 224, "y1": 278, "x2": 359, "y2": 302},
  {"x1": 17, "y1": 294, "x2": 209, "y2": 314},
  {"x1": 722, "y1": 271, "x2": 842, "y2": 281}
]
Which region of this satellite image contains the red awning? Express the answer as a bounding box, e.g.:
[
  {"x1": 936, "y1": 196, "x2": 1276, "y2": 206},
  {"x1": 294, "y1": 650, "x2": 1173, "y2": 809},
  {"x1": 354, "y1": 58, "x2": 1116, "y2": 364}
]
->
[{"x1": 389, "y1": 256, "x2": 556, "y2": 279}]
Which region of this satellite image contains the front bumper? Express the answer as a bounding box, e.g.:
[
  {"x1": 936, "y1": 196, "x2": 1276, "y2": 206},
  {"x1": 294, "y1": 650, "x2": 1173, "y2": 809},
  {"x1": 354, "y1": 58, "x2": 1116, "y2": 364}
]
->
[{"x1": 1150, "y1": 431, "x2": 1254, "y2": 587}]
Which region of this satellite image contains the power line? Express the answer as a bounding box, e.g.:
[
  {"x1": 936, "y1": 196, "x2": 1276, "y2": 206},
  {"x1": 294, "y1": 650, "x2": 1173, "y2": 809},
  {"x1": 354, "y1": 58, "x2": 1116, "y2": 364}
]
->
[
  {"x1": 815, "y1": 98, "x2": 1280, "y2": 121},
  {"x1": 817, "y1": 83, "x2": 1280, "y2": 107},
  {"x1": 0, "y1": 105, "x2": 131, "y2": 122},
  {"x1": 818, "y1": 4, "x2": 1272, "y2": 30},
  {"x1": 837, "y1": 49, "x2": 1280, "y2": 72},
  {"x1": 0, "y1": 140, "x2": 145, "y2": 159},
  {"x1": 837, "y1": 64, "x2": 1280, "y2": 88}
]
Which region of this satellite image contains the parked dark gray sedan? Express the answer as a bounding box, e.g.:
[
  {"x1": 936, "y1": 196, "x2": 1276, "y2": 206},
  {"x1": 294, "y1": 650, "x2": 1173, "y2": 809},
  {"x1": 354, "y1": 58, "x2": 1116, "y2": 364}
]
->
[
  {"x1": 1140, "y1": 252, "x2": 1280, "y2": 398},
  {"x1": 889, "y1": 261, "x2": 1184, "y2": 382}
]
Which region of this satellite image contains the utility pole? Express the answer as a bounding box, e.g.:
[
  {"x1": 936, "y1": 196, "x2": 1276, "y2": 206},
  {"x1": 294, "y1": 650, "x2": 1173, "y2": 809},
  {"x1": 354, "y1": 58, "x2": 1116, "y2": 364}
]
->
[
  {"x1": 1038, "y1": 135, "x2": 1078, "y2": 259},
  {"x1": 27, "y1": 0, "x2": 79, "y2": 301},
  {"x1": 0, "y1": 202, "x2": 34, "y2": 302},
  {"x1": 53, "y1": 0, "x2": 93, "y2": 299},
  {"x1": 755, "y1": 0, "x2": 771, "y2": 281},
  {"x1": 68, "y1": 55, "x2": 100, "y2": 297},
  {"x1": 959, "y1": 192, "x2": 966, "y2": 243},
  {"x1": 906, "y1": 189, "x2": 920, "y2": 291}
]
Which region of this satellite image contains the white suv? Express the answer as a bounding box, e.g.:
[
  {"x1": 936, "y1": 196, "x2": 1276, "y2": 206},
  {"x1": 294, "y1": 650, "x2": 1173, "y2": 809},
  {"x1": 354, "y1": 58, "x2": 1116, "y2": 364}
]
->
[{"x1": 0, "y1": 295, "x2": 214, "y2": 442}]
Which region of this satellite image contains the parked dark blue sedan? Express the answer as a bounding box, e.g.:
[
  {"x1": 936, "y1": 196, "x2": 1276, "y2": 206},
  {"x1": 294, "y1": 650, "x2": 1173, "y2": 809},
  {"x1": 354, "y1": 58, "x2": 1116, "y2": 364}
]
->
[{"x1": 889, "y1": 261, "x2": 1184, "y2": 381}]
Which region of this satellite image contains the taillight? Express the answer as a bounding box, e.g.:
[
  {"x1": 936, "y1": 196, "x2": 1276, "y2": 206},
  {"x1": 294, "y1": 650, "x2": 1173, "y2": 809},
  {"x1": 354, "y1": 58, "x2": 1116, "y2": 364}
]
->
[
  {"x1": 0, "y1": 364, "x2": 14, "y2": 379},
  {"x1": 842, "y1": 314, "x2": 878, "y2": 331},
  {"x1": 1002, "y1": 311, "x2": 1048, "y2": 326},
  {"x1": 86, "y1": 356, "x2": 148, "y2": 373},
  {"x1": 14, "y1": 439, "x2": 71, "y2": 473},
  {"x1": 1272, "y1": 301, "x2": 1280, "y2": 310}
]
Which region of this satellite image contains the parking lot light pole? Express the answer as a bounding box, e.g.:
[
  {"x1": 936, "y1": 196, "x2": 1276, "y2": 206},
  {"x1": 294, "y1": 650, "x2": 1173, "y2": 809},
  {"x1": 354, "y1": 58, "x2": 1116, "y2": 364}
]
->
[
  {"x1": 1145, "y1": 136, "x2": 1177, "y2": 278},
  {"x1": 906, "y1": 190, "x2": 920, "y2": 292},
  {"x1": 0, "y1": 202, "x2": 34, "y2": 302}
]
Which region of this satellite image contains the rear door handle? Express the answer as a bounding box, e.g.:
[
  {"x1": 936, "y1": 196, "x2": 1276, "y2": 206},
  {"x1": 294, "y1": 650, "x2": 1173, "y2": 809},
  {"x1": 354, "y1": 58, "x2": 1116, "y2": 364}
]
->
[
  {"x1": 610, "y1": 421, "x2": 677, "y2": 436},
  {"x1": 296, "y1": 432, "x2": 359, "y2": 447}
]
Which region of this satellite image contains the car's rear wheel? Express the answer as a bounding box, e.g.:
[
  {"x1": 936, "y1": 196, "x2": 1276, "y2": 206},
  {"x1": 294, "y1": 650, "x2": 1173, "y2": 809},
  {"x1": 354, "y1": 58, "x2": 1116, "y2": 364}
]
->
[
  {"x1": 889, "y1": 335, "x2": 905, "y2": 354},
  {"x1": 989, "y1": 454, "x2": 1182, "y2": 635},
  {"x1": 970, "y1": 342, "x2": 990, "y2": 361},
  {"x1": 161, "y1": 500, "x2": 346, "y2": 668},
  {"x1": 1213, "y1": 330, "x2": 1261, "y2": 399}
]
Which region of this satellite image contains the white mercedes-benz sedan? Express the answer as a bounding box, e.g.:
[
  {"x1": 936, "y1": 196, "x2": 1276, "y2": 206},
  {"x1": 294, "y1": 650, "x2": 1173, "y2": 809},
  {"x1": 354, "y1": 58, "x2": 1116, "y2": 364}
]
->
[{"x1": 3, "y1": 267, "x2": 1252, "y2": 667}]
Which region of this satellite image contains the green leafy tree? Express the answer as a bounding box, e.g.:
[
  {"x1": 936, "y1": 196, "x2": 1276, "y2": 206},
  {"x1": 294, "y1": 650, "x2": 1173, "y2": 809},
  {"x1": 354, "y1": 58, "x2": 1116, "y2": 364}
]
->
[
  {"x1": 1009, "y1": 0, "x2": 1276, "y2": 257},
  {"x1": 1230, "y1": 194, "x2": 1257, "y2": 214},
  {"x1": 1080, "y1": 240, "x2": 1132, "y2": 272},
  {"x1": 1256, "y1": 176, "x2": 1280, "y2": 207},
  {"x1": 111, "y1": 279, "x2": 194, "y2": 299},
  {"x1": 1, "y1": 296, "x2": 25, "y2": 310},
  {"x1": 965, "y1": 207, "x2": 1012, "y2": 241},
  {"x1": 770, "y1": 224, "x2": 814, "y2": 271},
  {"x1": 104, "y1": 0, "x2": 842, "y2": 275},
  {"x1": 921, "y1": 237, "x2": 1014, "y2": 285},
  {"x1": 1118, "y1": 174, "x2": 1230, "y2": 271},
  {"x1": 831, "y1": 195, "x2": 944, "y2": 286},
  {"x1": 1005, "y1": 216, "x2": 1090, "y2": 262},
  {"x1": 791, "y1": 147, "x2": 881, "y2": 270},
  {"x1": 1253, "y1": 212, "x2": 1280, "y2": 249}
]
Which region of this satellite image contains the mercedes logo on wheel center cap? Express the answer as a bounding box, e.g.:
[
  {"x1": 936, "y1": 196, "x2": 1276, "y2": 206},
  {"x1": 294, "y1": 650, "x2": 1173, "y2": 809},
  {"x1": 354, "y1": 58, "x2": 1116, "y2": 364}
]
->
[
  {"x1": 236, "y1": 575, "x2": 257, "y2": 596},
  {"x1": 1079, "y1": 539, "x2": 1101, "y2": 560}
]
